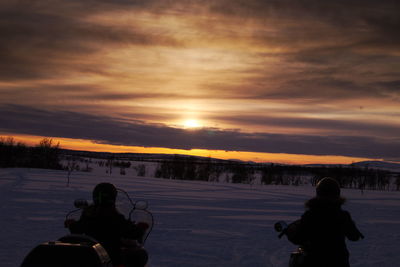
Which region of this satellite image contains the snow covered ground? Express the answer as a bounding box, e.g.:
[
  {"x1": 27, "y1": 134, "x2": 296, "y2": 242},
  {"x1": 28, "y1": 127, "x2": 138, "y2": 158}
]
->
[{"x1": 1, "y1": 168, "x2": 399, "y2": 267}]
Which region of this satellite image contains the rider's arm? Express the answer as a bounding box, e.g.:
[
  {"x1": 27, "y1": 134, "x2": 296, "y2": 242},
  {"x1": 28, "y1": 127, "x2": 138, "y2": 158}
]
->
[
  {"x1": 118, "y1": 217, "x2": 149, "y2": 245},
  {"x1": 285, "y1": 217, "x2": 309, "y2": 245},
  {"x1": 342, "y1": 211, "x2": 364, "y2": 241},
  {"x1": 66, "y1": 218, "x2": 86, "y2": 234},
  {"x1": 65, "y1": 208, "x2": 92, "y2": 234}
]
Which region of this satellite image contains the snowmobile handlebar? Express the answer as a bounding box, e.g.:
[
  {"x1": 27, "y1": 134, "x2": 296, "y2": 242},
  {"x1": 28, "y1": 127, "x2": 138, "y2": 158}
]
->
[
  {"x1": 274, "y1": 221, "x2": 288, "y2": 239},
  {"x1": 65, "y1": 188, "x2": 154, "y2": 244}
]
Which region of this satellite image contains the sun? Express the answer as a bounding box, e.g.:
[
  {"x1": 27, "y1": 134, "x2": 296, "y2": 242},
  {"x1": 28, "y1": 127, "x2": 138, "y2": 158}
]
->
[{"x1": 183, "y1": 119, "x2": 201, "y2": 128}]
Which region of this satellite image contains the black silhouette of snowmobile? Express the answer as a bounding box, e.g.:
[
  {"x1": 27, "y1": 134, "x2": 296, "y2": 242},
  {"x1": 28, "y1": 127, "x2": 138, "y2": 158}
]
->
[{"x1": 20, "y1": 188, "x2": 154, "y2": 267}]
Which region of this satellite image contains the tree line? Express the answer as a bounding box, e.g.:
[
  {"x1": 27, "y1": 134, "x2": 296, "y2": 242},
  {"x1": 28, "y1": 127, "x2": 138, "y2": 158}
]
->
[
  {"x1": 154, "y1": 155, "x2": 400, "y2": 191},
  {"x1": 0, "y1": 137, "x2": 62, "y2": 169},
  {"x1": 1, "y1": 137, "x2": 399, "y2": 191}
]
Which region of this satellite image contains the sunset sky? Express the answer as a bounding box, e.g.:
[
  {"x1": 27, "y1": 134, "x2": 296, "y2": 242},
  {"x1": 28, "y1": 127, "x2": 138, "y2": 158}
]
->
[{"x1": 1, "y1": 0, "x2": 399, "y2": 164}]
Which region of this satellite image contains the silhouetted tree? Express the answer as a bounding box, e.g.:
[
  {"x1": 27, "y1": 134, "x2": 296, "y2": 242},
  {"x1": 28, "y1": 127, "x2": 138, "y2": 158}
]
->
[{"x1": 135, "y1": 164, "x2": 146, "y2": 177}]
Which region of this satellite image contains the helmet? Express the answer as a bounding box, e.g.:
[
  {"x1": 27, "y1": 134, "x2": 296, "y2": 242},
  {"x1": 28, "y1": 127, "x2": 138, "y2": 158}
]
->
[
  {"x1": 92, "y1": 183, "x2": 117, "y2": 206},
  {"x1": 316, "y1": 177, "x2": 340, "y2": 198}
]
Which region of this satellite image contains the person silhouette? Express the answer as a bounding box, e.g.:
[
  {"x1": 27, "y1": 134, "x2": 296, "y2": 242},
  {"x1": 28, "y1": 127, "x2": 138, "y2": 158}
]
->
[
  {"x1": 285, "y1": 177, "x2": 364, "y2": 267},
  {"x1": 65, "y1": 183, "x2": 148, "y2": 267}
]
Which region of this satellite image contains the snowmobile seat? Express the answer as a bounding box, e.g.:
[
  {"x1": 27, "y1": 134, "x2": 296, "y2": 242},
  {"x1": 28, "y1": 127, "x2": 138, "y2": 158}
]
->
[{"x1": 20, "y1": 235, "x2": 112, "y2": 267}]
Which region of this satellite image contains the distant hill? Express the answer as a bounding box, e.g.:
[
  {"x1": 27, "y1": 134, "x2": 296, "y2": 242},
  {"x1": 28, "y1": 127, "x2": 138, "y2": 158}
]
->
[
  {"x1": 59, "y1": 149, "x2": 235, "y2": 164},
  {"x1": 350, "y1": 161, "x2": 400, "y2": 173},
  {"x1": 304, "y1": 161, "x2": 400, "y2": 173}
]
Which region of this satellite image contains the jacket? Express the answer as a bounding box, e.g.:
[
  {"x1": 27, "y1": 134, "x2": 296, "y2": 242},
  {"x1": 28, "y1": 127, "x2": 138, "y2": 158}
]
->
[
  {"x1": 68, "y1": 204, "x2": 144, "y2": 265},
  {"x1": 286, "y1": 197, "x2": 363, "y2": 267}
]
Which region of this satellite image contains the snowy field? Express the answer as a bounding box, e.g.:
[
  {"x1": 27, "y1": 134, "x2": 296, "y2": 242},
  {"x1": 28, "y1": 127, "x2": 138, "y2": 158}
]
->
[{"x1": 1, "y1": 168, "x2": 400, "y2": 267}]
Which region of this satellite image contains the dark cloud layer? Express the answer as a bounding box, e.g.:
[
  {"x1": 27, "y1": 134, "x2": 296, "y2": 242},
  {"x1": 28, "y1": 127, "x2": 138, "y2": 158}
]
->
[
  {"x1": 0, "y1": 1, "x2": 181, "y2": 80},
  {"x1": 2, "y1": 0, "x2": 399, "y2": 78},
  {"x1": 1, "y1": 105, "x2": 399, "y2": 161},
  {"x1": 1, "y1": 0, "x2": 399, "y2": 99},
  {"x1": 210, "y1": 114, "x2": 400, "y2": 139}
]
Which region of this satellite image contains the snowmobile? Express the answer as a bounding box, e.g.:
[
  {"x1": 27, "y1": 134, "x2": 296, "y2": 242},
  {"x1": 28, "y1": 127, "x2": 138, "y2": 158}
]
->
[
  {"x1": 274, "y1": 220, "x2": 307, "y2": 267},
  {"x1": 20, "y1": 188, "x2": 154, "y2": 267}
]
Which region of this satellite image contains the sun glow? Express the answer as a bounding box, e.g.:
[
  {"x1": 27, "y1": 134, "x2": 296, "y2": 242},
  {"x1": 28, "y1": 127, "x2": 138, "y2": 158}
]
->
[{"x1": 183, "y1": 119, "x2": 201, "y2": 128}]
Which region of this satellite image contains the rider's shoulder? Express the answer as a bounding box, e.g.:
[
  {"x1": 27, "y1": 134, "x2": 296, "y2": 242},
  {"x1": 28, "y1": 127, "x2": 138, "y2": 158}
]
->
[{"x1": 81, "y1": 204, "x2": 121, "y2": 218}]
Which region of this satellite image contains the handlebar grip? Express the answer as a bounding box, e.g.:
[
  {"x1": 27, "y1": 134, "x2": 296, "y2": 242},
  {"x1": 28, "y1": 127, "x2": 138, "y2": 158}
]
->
[{"x1": 278, "y1": 229, "x2": 287, "y2": 239}]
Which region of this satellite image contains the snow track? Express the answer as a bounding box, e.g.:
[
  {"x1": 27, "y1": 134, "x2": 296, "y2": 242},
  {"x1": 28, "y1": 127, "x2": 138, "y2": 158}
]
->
[{"x1": 0, "y1": 168, "x2": 399, "y2": 266}]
